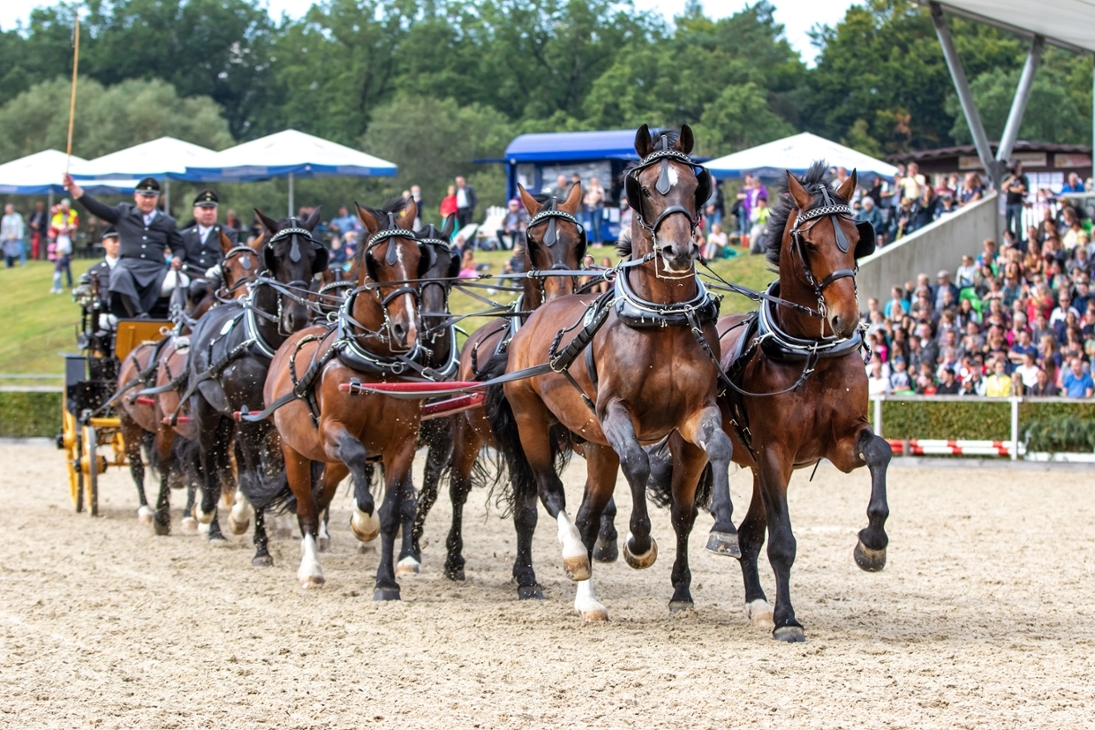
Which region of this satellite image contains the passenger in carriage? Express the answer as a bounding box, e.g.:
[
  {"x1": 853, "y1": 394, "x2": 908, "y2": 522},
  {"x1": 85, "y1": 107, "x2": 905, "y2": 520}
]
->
[
  {"x1": 175, "y1": 189, "x2": 237, "y2": 278},
  {"x1": 63, "y1": 173, "x2": 184, "y2": 318}
]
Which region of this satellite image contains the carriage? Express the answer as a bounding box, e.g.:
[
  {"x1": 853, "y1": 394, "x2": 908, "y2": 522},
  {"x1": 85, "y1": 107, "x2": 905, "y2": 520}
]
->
[{"x1": 57, "y1": 272, "x2": 172, "y2": 516}]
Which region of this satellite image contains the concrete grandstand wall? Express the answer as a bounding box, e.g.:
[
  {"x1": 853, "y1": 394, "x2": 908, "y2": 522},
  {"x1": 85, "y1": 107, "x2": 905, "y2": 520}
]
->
[{"x1": 857, "y1": 191, "x2": 999, "y2": 305}]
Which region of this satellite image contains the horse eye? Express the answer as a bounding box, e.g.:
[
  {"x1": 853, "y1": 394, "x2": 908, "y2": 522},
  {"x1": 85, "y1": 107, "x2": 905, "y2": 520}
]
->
[{"x1": 642, "y1": 187, "x2": 652, "y2": 197}]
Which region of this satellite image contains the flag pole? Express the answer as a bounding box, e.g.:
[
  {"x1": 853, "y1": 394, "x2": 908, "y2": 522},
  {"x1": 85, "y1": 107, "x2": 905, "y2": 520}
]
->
[{"x1": 65, "y1": 17, "x2": 80, "y2": 174}]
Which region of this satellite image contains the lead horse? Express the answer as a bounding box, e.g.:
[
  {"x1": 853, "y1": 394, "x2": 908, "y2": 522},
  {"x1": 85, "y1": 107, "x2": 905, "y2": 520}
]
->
[
  {"x1": 489, "y1": 125, "x2": 734, "y2": 620},
  {"x1": 651, "y1": 162, "x2": 892, "y2": 642}
]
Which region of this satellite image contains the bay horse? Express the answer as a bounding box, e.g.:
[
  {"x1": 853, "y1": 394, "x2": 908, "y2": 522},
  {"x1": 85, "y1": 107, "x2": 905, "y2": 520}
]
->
[
  {"x1": 186, "y1": 208, "x2": 327, "y2": 562},
  {"x1": 489, "y1": 125, "x2": 732, "y2": 620},
  {"x1": 263, "y1": 200, "x2": 431, "y2": 595},
  {"x1": 418, "y1": 184, "x2": 589, "y2": 596},
  {"x1": 114, "y1": 229, "x2": 258, "y2": 533},
  {"x1": 650, "y1": 163, "x2": 891, "y2": 642}
]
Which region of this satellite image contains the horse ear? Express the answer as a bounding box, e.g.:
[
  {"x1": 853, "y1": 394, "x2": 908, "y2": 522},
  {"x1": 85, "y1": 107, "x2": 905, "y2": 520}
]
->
[
  {"x1": 320, "y1": 267, "x2": 335, "y2": 285},
  {"x1": 518, "y1": 184, "x2": 542, "y2": 217},
  {"x1": 255, "y1": 209, "x2": 279, "y2": 235},
  {"x1": 249, "y1": 230, "x2": 265, "y2": 252},
  {"x1": 304, "y1": 206, "x2": 322, "y2": 232},
  {"x1": 355, "y1": 202, "x2": 378, "y2": 235},
  {"x1": 399, "y1": 199, "x2": 417, "y2": 230},
  {"x1": 786, "y1": 172, "x2": 813, "y2": 211},
  {"x1": 219, "y1": 229, "x2": 234, "y2": 255},
  {"x1": 634, "y1": 124, "x2": 653, "y2": 159},
  {"x1": 441, "y1": 213, "x2": 456, "y2": 240},
  {"x1": 677, "y1": 125, "x2": 695, "y2": 155},
  {"x1": 560, "y1": 181, "x2": 582, "y2": 215},
  {"x1": 836, "y1": 169, "x2": 858, "y2": 203}
]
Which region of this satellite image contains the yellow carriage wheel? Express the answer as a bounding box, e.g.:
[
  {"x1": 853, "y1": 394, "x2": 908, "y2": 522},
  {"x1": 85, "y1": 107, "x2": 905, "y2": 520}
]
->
[{"x1": 62, "y1": 408, "x2": 85, "y2": 513}]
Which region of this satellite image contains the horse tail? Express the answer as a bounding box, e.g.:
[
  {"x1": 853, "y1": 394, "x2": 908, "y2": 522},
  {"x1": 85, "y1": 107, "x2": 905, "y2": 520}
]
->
[
  {"x1": 481, "y1": 351, "x2": 539, "y2": 518},
  {"x1": 645, "y1": 440, "x2": 714, "y2": 511}
]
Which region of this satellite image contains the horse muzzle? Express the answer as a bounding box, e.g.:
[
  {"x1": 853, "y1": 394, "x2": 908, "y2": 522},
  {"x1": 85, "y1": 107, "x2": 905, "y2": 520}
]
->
[{"x1": 659, "y1": 242, "x2": 698, "y2": 274}]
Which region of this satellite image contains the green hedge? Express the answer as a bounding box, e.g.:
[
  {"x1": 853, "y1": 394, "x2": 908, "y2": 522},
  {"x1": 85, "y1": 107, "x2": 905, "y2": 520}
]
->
[
  {"x1": 0, "y1": 391, "x2": 62, "y2": 437},
  {"x1": 881, "y1": 399, "x2": 1095, "y2": 441}
]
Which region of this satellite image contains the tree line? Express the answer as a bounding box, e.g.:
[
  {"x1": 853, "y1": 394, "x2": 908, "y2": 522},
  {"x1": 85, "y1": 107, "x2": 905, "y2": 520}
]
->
[{"x1": 0, "y1": 0, "x2": 1090, "y2": 223}]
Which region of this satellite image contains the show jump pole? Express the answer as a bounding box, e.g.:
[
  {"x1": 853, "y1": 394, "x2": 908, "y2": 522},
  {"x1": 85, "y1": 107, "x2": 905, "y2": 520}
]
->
[{"x1": 65, "y1": 17, "x2": 80, "y2": 173}]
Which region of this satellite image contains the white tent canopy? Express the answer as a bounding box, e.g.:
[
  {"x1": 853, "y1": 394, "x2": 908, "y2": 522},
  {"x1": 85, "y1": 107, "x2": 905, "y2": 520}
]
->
[
  {"x1": 0, "y1": 149, "x2": 137, "y2": 195},
  {"x1": 704, "y1": 133, "x2": 899, "y2": 180},
  {"x1": 936, "y1": 0, "x2": 1095, "y2": 54},
  {"x1": 71, "y1": 136, "x2": 219, "y2": 181}
]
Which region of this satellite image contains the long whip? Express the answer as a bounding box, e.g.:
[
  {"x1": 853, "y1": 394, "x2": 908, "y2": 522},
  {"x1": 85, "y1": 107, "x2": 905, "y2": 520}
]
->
[{"x1": 65, "y1": 17, "x2": 80, "y2": 173}]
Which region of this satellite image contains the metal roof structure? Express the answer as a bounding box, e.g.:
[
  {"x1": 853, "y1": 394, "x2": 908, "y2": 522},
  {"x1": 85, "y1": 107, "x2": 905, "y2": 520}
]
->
[{"x1": 935, "y1": 0, "x2": 1095, "y2": 54}]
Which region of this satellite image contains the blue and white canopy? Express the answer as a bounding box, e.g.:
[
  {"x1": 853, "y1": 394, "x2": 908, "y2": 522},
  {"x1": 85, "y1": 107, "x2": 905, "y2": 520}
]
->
[
  {"x1": 0, "y1": 149, "x2": 137, "y2": 195},
  {"x1": 705, "y1": 133, "x2": 898, "y2": 180},
  {"x1": 181, "y1": 129, "x2": 398, "y2": 182},
  {"x1": 71, "y1": 137, "x2": 220, "y2": 181}
]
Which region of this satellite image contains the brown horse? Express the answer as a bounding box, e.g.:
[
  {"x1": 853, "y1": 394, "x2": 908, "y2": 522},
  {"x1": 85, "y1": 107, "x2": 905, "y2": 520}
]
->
[
  {"x1": 116, "y1": 230, "x2": 261, "y2": 534},
  {"x1": 263, "y1": 200, "x2": 431, "y2": 595},
  {"x1": 419, "y1": 184, "x2": 589, "y2": 597},
  {"x1": 489, "y1": 125, "x2": 731, "y2": 620},
  {"x1": 651, "y1": 163, "x2": 890, "y2": 642}
]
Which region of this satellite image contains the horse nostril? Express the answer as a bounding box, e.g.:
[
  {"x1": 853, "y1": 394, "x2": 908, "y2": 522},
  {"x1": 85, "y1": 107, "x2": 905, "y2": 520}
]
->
[{"x1": 391, "y1": 323, "x2": 407, "y2": 340}]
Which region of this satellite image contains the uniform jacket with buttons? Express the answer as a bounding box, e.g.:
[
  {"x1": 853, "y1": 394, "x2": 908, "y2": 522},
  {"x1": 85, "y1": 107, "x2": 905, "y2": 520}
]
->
[
  {"x1": 179, "y1": 223, "x2": 237, "y2": 273},
  {"x1": 76, "y1": 193, "x2": 183, "y2": 264}
]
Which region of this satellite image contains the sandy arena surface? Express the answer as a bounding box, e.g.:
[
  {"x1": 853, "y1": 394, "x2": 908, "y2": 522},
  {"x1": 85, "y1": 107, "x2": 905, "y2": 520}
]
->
[{"x1": 0, "y1": 441, "x2": 1093, "y2": 729}]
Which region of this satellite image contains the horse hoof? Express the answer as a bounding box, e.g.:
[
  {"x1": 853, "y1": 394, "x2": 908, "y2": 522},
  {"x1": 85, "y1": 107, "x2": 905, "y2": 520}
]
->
[
  {"x1": 208, "y1": 534, "x2": 229, "y2": 546},
  {"x1": 562, "y1": 555, "x2": 591, "y2": 582},
  {"x1": 350, "y1": 507, "x2": 381, "y2": 543},
  {"x1": 745, "y1": 599, "x2": 775, "y2": 628},
  {"x1": 669, "y1": 600, "x2": 694, "y2": 614},
  {"x1": 317, "y1": 536, "x2": 331, "y2": 553},
  {"x1": 592, "y1": 537, "x2": 618, "y2": 563},
  {"x1": 373, "y1": 586, "x2": 401, "y2": 601},
  {"x1": 622, "y1": 534, "x2": 657, "y2": 570},
  {"x1": 194, "y1": 506, "x2": 215, "y2": 525},
  {"x1": 227, "y1": 513, "x2": 250, "y2": 536},
  {"x1": 854, "y1": 540, "x2": 887, "y2": 572},
  {"x1": 579, "y1": 605, "x2": 609, "y2": 622},
  {"x1": 395, "y1": 557, "x2": 420, "y2": 577},
  {"x1": 358, "y1": 543, "x2": 377, "y2": 555},
  {"x1": 152, "y1": 519, "x2": 171, "y2": 537},
  {"x1": 252, "y1": 555, "x2": 274, "y2": 568},
  {"x1": 299, "y1": 574, "x2": 325, "y2": 588},
  {"x1": 517, "y1": 584, "x2": 544, "y2": 601},
  {"x1": 443, "y1": 564, "x2": 465, "y2": 582},
  {"x1": 137, "y1": 505, "x2": 154, "y2": 525},
  {"x1": 705, "y1": 530, "x2": 742, "y2": 559},
  {"x1": 773, "y1": 626, "x2": 806, "y2": 643},
  {"x1": 180, "y1": 516, "x2": 198, "y2": 534}
]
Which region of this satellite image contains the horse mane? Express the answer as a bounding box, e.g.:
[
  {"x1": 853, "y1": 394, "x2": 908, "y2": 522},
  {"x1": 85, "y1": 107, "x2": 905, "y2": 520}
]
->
[
  {"x1": 616, "y1": 128, "x2": 679, "y2": 258},
  {"x1": 765, "y1": 160, "x2": 838, "y2": 267}
]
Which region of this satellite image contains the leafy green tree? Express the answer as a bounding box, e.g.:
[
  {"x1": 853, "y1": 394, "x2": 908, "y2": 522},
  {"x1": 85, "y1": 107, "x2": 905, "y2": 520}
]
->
[
  {"x1": 696, "y1": 82, "x2": 794, "y2": 156},
  {"x1": 0, "y1": 76, "x2": 234, "y2": 163}
]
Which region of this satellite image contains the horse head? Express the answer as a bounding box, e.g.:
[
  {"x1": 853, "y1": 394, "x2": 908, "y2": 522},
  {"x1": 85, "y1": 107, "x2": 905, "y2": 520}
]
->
[
  {"x1": 518, "y1": 183, "x2": 588, "y2": 304},
  {"x1": 355, "y1": 199, "x2": 425, "y2": 352},
  {"x1": 255, "y1": 207, "x2": 327, "y2": 333},
  {"x1": 219, "y1": 228, "x2": 262, "y2": 300},
  {"x1": 775, "y1": 164, "x2": 874, "y2": 339},
  {"x1": 415, "y1": 215, "x2": 460, "y2": 333},
  {"x1": 626, "y1": 124, "x2": 711, "y2": 275}
]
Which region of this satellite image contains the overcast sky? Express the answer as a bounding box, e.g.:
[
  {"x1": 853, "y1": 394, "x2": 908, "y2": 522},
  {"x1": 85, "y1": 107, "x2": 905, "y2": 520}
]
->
[{"x1": 0, "y1": 0, "x2": 860, "y2": 66}]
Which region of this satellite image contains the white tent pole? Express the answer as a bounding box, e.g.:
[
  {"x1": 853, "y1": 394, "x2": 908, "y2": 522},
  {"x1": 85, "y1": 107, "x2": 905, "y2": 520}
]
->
[
  {"x1": 996, "y1": 35, "x2": 1045, "y2": 166},
  {"x1": 288, "y1": 172, "x2": 294, "y2": 218}
]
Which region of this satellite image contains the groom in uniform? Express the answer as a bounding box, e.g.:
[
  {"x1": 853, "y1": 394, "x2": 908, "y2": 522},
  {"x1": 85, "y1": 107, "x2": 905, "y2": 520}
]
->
[
  {"x1": 175, "y1": 188, "x2": 237, "y2": 277},
  {"x1": 63, "y1": 173, "x2": 184, "y2": 317}
]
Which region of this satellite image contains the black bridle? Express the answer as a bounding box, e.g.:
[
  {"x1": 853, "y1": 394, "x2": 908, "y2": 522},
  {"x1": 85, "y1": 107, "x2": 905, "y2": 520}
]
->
[
  {"x1": 525, "y1": 199, "x2": 584, "y2": 299},
  {"x1": 628, "y1": 141, "x2": 703, "y2": 238},
  {"x1": 787, "y1": 186, "x2": 860, "y2": 337}
]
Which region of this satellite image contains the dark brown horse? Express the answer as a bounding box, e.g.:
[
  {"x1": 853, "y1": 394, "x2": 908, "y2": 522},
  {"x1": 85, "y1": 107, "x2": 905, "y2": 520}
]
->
[
  {"x1": 489, "y1": 125, "x2": 732, "y2": 620},
  {"x1": 420, "y1": 184, "x2": 589, "y2": 597},
  {"x1": 651, "y1": 163, "x2": 890, "y2": 642},
  {"x1": 263, "y1": 200, "x2": 430, "y2": 595}
]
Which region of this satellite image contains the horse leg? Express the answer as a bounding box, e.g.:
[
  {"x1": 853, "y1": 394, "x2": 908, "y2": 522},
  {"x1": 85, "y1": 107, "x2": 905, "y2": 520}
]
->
[
  {"x1": 853, "y1": 429, "x2": 891, "y2": 572},
  {"x1": 592, "y1": 496, "x2": 619, "y2": 563},
  {"x1": 756, "y1": 448, "x2": 802, "y2": 642},
  {"x1": 683, "y1": 406, "x2": 739, "y2": 559},
  {"x1": 374, "y1": 440, "x2": 417, "y2": 601},
  {"x1": 195, "y1": 407, "x2": 232, "y2": 544},
  {"x1": 282, "y1": 444, "x2": 323, "y2": 588},
  {"x1": 330, "y1": 426, "x2": 380, "y2": 546},
  {"x1": 737, "y1": 470, "x2": 774, "y2": 627},
  {"x1": 395, "y1": 473, "x2": 420, "y2": 577},
  {"x1": 412, "y1": 420, "x2": 452, "y2": 563},
  {"x1": 121, "y1": 416, "x2": 152, "y2": 524},
  {"x1": 443, "y1": 419, "x2": 479, "y2": 583},
  {"x1": 318, "y1": 507, "x2": 332, "y2": 553},
  {"x1": 151, "y1": 427, "x2": 174, "y2": 536},
  {"x1": 665, "y1": 435, "x2": 708, "y2": 612},
  {"x1": 572, "y1": 443, "x2": 619, "y2": 621},
  {"x1": 600, "y1": 400, "x2": 655, "y2": 569}
]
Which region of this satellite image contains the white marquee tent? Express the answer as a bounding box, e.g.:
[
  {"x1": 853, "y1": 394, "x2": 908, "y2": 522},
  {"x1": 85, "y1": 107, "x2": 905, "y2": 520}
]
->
[
  {"x1": 704, "y1": 133, "x2": 898, "y2": 180},
  {"x1": 0, "y1": 149, "x2": 136, "y2": 196}
]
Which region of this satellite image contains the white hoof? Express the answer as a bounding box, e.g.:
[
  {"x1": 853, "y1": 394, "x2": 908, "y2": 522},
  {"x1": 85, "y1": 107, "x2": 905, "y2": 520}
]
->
[
  {"x1": 745, "y1": 599, "x2": 775, "y2": 628},
  {"x1": 298, "y1": 534, "x2": 325, "y2": 588},
  {"x1": 574, "y1": 580, "x2": 608, "y2": 622},
  {"x1": 137, "y1": 505, "x2": 154, "y2": 525},
  {"x1": 622, "y1": 532, "x2": 657, "y2": 569},
  {"x1": 197, "y1": 520, "x2": 211, "y2": 535},
  {"x1": 193, "y1": 504, "x2": 215, "y2": 525},
  {"x1": 227, "y1": 498, "x2": 253, "y2": 536},
  {"x1": 395, "y1": 556, "x2": 420, "y2": 577},
  {"x1": 557, "y1": 511, "x2": 590, "y2": 581},
  {"x1": 350, "y1": 502, "x2": 381, "y2": 543},
  {"x1": 181, "y1": 516, "x2": 198, "y2": 534}
]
